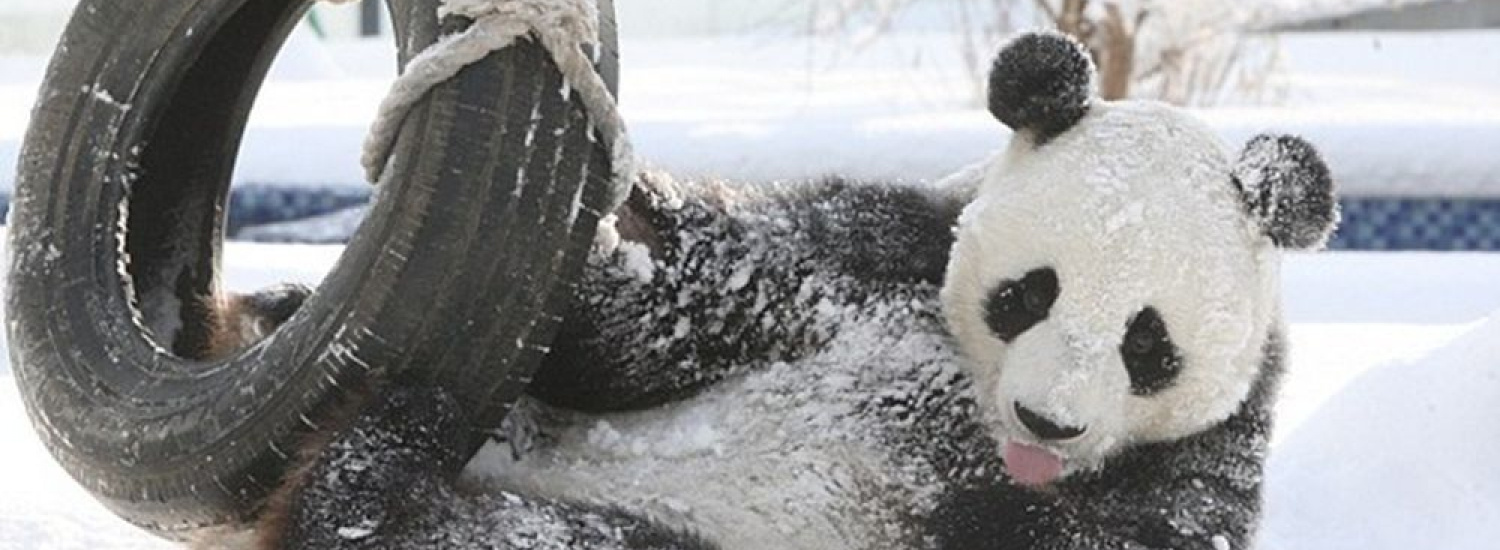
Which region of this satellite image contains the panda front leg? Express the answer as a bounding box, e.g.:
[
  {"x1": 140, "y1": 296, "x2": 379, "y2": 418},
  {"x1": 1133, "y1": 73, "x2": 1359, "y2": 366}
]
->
[
  {"x1": 930, "y1": 474, "x2": 1260, "y2": 550},
  {"x1": 528, "y1": 172, "x2": 964, "y2": 412},
  {"x1": 256, "y1": 384, "x2": 717, "y2": 550},
  {"x1": 255, "y1": 384, "x2": 470, "y2": 549}
]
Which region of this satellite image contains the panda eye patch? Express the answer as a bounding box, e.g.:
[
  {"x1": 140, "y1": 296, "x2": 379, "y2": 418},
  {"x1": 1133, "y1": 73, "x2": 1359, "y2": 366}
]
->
[
  {"x1": 1121, "y1": 307, "x2": 1183, "y2": 395},
  {"x1": 982, "y1": 267, "x2": 1059, "y2": 342}
]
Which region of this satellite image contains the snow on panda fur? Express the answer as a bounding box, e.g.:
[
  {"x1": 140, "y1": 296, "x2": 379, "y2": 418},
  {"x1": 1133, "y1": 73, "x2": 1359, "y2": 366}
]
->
[{"x1": 252, "y1": 31, "x2": 1337, "y2": 550}]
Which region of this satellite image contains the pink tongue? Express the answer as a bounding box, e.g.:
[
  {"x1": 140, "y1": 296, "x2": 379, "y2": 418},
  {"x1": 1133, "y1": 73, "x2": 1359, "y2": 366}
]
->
[{"x1": 1004, "y1": 441, "x2": 1065, "y2": 486}]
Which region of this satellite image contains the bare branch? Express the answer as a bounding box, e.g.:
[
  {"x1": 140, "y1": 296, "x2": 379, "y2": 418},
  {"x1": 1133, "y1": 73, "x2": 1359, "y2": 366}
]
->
[{"x1": 1033, "y1": 0, "x2": 1060, "y2": 24}]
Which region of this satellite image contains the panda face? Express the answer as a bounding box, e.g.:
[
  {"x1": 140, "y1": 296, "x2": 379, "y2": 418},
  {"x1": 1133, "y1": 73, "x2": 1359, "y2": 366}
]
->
[{"x1": 942, "y1": 101, "x2": 1281, "y2": 483}]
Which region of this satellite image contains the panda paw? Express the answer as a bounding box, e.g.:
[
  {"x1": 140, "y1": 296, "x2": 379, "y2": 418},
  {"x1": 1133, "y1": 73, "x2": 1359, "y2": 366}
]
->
[
  {"x1": 205, "y1": 283, "x2": 313, "y2": 359},
  {"x1": 928, "y1": 481, "x2": 1064, "y2": 549},
  {"x1": 240, "y1": 283, "x2": 313, "y2": 328}
]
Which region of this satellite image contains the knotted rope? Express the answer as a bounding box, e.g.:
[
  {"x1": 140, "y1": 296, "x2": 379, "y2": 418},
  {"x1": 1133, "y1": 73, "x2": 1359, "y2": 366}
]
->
[{"x1": 322, "y1": 0, "x2": 635, "y2": 212}]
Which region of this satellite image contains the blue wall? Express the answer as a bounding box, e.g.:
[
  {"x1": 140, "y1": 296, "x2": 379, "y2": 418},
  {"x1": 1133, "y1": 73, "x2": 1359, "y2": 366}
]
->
[{"x1": 4, "y1": 188, "x2": 1499, "y2": 250}]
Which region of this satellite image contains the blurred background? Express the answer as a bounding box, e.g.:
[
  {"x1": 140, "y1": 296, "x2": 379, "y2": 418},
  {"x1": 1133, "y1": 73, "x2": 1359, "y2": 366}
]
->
[
  {"x1": 3, "y1": 0, "x2": 1500, "y2": 249},
  {"x1": 1, "y1": 1, "x2": 1499, "y2": 549}
]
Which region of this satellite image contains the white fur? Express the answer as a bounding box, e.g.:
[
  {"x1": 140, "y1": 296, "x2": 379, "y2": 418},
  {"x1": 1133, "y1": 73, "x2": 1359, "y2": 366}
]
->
[{"x1": 942, "y1": 101, "x2": 1282, "y2": 478}]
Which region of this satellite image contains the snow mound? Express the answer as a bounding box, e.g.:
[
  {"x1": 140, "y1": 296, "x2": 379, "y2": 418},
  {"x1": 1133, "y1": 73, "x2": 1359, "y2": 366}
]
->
[{"x1": 1261, "y1": 308, "x2": 1500, "y2": 550}]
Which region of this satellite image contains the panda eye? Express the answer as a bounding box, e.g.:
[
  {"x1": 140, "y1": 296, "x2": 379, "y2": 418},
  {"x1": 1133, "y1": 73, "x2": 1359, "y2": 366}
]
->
[
  {"x1": 1021, "y1": 283, "x2": 1051, "y2": 315},
  {"x1": 1121, "y1": 307, "x2": 1183, "y2": 396},
  {"x1": 1125, "y1": 327, "x2": 1157, "y2": 355},
  {"x1": 983, "y1": 267, "x2": 1059, "y2": 342}
]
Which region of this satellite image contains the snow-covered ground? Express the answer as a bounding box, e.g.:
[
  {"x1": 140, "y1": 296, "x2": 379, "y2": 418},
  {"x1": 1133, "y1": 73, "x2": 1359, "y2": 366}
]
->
[
  {"x1": 0, "y1": 241, "x2": 339, "y2": 550},
  {"x1": 2, "y1": 241, "x2": 1499, "y2": 549}
]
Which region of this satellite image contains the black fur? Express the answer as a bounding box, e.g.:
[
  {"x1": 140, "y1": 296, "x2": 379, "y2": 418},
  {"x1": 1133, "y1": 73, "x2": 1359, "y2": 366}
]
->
[
  {"x1": 1015, "y1": 402, "x2": 1086, "y2": 440},
  {"x1": 1232, "y1": 134, "x2": 1339, "y2": 250},
  {"x1": 988, "y1": 32, "x2": 1094, "y2": 144},
  {"x1": 528, "y1": 175, "x2": 960, "y2": 413},
  {"x1": 804, "y1": 177, "x2": 961, "y2": 286},
  {"x1": 243, "y1": 283, "x2": 313, "y2": 327},
  {"x1": 1122, "y1": 307, "x2": 1184, "y2": 396},
  {"x1": 982, "y1": 267, "x2": 1059, "y2": 342},
  {"x1": 270, "y1": 385, "x2": 473, "y2": 548}
]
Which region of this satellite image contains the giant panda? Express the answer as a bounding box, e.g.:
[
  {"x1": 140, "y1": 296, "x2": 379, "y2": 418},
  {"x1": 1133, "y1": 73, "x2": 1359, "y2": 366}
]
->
[{"x1": 235, "y1": 31, "x2": 1337, "y2": 550}]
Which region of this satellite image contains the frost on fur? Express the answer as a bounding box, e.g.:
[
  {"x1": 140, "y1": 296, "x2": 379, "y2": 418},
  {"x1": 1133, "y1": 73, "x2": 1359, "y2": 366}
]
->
[
  {"x1": 1232, "y1": 134, "x2": 1340, "y2": 250},
  {"x1": 935, "y1": 28, "x2": 1341, "y2": 549},
  {"x1": 987, "y1": 32, "x2": 1095, "y2": 144}
]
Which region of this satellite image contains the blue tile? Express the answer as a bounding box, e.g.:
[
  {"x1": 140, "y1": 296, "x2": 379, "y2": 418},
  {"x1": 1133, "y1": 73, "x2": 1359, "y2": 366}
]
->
[
  {"x1": 6, "y1": 189, "x2": 1500, "y2": 250},
  {"x1": 1330, "y1": 197, "x2": 1500, "y2": 250}
]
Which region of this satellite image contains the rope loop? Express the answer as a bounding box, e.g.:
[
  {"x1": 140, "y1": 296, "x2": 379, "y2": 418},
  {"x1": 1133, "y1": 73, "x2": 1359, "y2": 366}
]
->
[{"x1": 322, "y1": 0, "x2": 635, "y2": 212}]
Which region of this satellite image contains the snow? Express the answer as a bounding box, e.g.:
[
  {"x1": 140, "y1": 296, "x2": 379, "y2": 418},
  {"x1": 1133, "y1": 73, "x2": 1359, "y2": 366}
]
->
[
  {"x1": 0, "y1": 239, "x2": 1496, "y2": 548},
  {"x1": 5, "y1": 30, "x2": 1500, "y2": 198},
  {"x1": 1263, "y1": 311, "x2": 1500, "y2": 550},
  {"x1": 615, "y1": 241, "x2": 657, "y2": 283}
]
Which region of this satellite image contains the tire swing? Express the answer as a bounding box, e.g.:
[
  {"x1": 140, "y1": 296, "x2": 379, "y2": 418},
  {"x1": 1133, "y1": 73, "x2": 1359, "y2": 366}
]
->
[{"x1": 5, "y1": 0, "x2": 620, "y2": 539}]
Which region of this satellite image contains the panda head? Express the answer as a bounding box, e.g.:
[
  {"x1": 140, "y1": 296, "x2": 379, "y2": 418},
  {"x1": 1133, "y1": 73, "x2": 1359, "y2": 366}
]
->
[{"x1": 941, "y1": 32, "x2": 1338, "y2": 487}]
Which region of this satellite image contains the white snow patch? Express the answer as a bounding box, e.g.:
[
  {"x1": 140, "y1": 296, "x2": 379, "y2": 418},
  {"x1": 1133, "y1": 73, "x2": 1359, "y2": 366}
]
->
[
  {"x1": 723, "y1": 263, "x2": 754, "y2": 292},
  {"x1": 336, "y1": 524, "x2": 375, "y2": 540},
  {"x1": 670, "y1": 316, "x2": 691, "y2": 340},
  {"x1": 85, "y1": 84, "x2": 128, "y2": 111},
  {"x1": 615, "y1": 241, "x2": 656, "y2": 283}
]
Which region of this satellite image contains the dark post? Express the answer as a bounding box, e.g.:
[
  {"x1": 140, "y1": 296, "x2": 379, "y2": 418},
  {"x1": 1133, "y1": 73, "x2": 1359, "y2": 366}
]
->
[{"x1": 360, "y1": 0, "x2": 382, "y2": 36}]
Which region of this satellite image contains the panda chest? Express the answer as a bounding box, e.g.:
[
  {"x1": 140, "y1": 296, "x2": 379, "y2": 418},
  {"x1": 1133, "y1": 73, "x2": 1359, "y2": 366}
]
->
[{"x1": 470, "y1": 317, "x2": 963, "y2": 549}]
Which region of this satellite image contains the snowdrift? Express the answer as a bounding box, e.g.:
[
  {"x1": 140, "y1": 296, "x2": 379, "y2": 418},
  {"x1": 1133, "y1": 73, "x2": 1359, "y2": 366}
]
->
[{"x1": 1262, "y1": 310, "x2": 1500, "y2": 550}]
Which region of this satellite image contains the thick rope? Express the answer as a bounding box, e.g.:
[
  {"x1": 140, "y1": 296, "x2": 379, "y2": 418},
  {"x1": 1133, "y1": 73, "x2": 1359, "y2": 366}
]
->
[{"x1": 323, "y1": 0, "x2": 635, "y2": 212}]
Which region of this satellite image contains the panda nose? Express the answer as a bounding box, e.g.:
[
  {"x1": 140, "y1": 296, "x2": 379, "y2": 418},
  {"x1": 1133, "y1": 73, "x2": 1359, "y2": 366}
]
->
[{"x1": 1014, "y1": 402, "x2": 1087, "y2": 440}]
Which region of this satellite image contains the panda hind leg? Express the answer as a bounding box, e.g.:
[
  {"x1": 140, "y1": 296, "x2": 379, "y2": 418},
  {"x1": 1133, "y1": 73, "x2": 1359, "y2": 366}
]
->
[{"x1": 255, "y1": 384, "x2": 717, "y2": 549}]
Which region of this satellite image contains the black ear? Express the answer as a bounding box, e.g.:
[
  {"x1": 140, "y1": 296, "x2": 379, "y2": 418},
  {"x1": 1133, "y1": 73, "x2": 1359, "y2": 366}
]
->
[
  {"x1": 1231, "y1": 134, "x2": 1340, "y2": 250},
  {"x1": 988, "y1": 32, "x2": 1095, "y2": 144}
]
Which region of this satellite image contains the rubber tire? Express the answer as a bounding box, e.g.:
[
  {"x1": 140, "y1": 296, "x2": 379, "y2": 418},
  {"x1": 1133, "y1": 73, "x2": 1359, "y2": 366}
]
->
[{"x1": 6, "y1": 0, "x2": 618, "y2": 539}]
